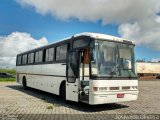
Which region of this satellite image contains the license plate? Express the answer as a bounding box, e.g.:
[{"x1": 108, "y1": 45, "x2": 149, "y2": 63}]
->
[{"x1": 117, "y1": 93, "x2": 124, "y2": 98}]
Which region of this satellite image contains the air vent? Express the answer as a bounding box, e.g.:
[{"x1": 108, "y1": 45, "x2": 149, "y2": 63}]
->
[
  {"x1": 122, "y1": 86, "x2": 130, "y2": 90},
  {"x1": 110, "y1": 87, "x2": 119, "y2": 90}
]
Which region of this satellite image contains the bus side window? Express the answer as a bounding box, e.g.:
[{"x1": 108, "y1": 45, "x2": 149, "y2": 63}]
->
[
  {"x1": 22, "y1": 54, "x2": 27, "y2": 64},
  {"x1": 31, "y1": 53, "x2": 34, "y2": 63},
  {"x1": 28, "y1": 53, "x2": 34, "y2": 64},
  {"x1": 35, "y1": 50, "x2": 43, "y2": 63},
  {"x1": 60, "y1": 44, "x2": 67, "y2": 60},
  {"x1": 38, "y1": 50, "x2": 43, "y2": 63},
  {"x1": 46, "y1": 47, "x2": 54, "y2": 62},
  {"x1": 35, "y1": 52, "x2": 39, "y2": 63},
  {"x1": 56, "y1": 44, "x2": 68, "y2": 61},
  {"x1": 17, "y1": 56, "x2": 22, "y2": 65}
]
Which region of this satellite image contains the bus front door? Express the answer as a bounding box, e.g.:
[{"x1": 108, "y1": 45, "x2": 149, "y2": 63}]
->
[{"x1": 66, "y1": 50, "x2": 80, "y2": 102}]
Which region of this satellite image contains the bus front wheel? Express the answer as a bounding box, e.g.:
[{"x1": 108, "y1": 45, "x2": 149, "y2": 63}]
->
[{"x1": 60, "y1": 83, "x2": 66, "y2": 100}]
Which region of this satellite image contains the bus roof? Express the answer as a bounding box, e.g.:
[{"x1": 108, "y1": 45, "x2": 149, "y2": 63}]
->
[
  {"x1": 17, "y1": 32, "x2": 134, "y2": 55},
  {"x1": 48, "y1": 32, "x2": 133, "y2": 45},
  {"x1": 47, "y1": 32, "x2": 134, "y2": 47},
  {"x1": 74, "y1": 32, "x2": 133, "y2": 43}
]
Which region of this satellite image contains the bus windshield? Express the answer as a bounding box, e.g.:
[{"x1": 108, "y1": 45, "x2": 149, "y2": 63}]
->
[{"x1": 91, "y1": 40, "x2": 137, "y2": 78}]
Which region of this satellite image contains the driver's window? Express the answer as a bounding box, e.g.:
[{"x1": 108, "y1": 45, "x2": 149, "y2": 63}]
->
[{"x1": 119, "y1": 48, "x2": 132, "y2": 69}]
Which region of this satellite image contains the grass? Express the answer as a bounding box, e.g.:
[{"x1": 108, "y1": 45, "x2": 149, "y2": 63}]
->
[
  {"x1": 46, "y1": 105, "x2": 54, "y2": 110},
  {"x1": 0, "y1": 78, "x2": 16, "y2": 82},
  {"x1": 0, "y1": 69, "x2": 16, "y2": 75},
  {"x1": 0, "y1": 69, "x2": 16, "y2": 82}
]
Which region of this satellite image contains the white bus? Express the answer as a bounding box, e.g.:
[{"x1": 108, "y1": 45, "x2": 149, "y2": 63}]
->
[{"x1": 16, "y1": 32, "x2": 138, "y2": 105}]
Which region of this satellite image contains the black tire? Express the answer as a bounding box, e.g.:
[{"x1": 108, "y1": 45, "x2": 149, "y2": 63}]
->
[
  {"x1": 22, "y1": 77, "x2": 27, "y2": 90},
  {"x1": 60, "y1": 83, "x2": 66, "y2": 100}
]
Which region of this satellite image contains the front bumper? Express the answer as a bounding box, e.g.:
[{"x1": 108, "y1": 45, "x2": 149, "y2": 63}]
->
[{"x1": 89, "y1": 91, "x2": 138, "y2": 105}]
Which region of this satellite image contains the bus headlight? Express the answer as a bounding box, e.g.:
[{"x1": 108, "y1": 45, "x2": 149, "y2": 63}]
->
[{"x1": 93, "y1": 87, "x2": 98, "y2": 91}]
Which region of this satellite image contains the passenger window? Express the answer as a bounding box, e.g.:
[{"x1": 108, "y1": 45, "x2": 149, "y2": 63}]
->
[
  {"x1": 56, "y1": 46, "x2": 60, "y2": 61},
  {"x1": 56, "y1": 44, "x2": 68, "y2": 61},
  {"x1": 35, "y1": 52, "x2": 39, "y2": 63},
  {"x1": 39, "y1": 51, "x2": 43, "y2": 62},
  {"x1": 45, "y1": 47, "x2": 54, "y2": 62},
  {"x1": 22, "y1": 54, "x2": 27, "y2": 64},
  {"x1": 60, "y1": 44, "x2": 67, "y2": 60},
  {"x1": 28, "y1": 53, "x2": 34, "y2": 63},
  {"x1": 17, "y1": 56, "x2": 22, "y2": 65},
  {"x1": 30, "y1": 53, "x2": 34, "y2": 63},
  {"x1": 35, "y1": 51, "x2": 43, "y2": 63}
]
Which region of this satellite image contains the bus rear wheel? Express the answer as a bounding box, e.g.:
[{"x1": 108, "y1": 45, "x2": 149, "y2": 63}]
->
[
  {"x1": 22, "y1": 77, "x2": 28, "y2": 90},
  {"x1": 60, "y1": 83, "x2": 66, "y2": 100}
]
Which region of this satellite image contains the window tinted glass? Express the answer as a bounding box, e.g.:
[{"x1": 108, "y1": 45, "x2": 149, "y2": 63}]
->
[
  {"x1": 46, "y1": 47, "x2": 54, "y2": 62},
  {"x1": 35, "y1": 51, "x2": 43, "y2": 63},
  {"x1": 22, "y1": 54, "x2": 27, "y2": 64},
  {"x1": 28, "y1": 53, "x2": 34, "y2": 63},
  {"x1": 56, "y1": 44, "x2": 68, "y2": 61},
  {"x1": 17, "y1": 56, "x2": 22, "y2": 65},
  {"x1": 73, "y1": 39, "x2": 90, "y2": 48},
  {"x1": 60, "y1": 44, "x2": 67, "y2": 60},
  {"x1": 49, "y1": 48, "x2": 54, "y2": 61},
  {"x1": 2, "y1": 73, "x2": 7, "y2": 75},
  {"x1": 39, "y1": 51, "x2": 43, "y2": 62},
  {"x1": 56, "y1": 46, "x2": 60, "y2": 61},
  {"x1": 30, "y1": 53, "x2": 34, "y2": 63},
  {"x1": 35, "y1": 52, "x2": 39, "y2": 63}
]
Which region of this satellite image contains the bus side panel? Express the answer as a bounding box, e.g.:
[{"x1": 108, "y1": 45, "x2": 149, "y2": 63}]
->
[
  {"x1": 16, "y1": 63, "x2": 66, "y2": 95},
  {"x1": 26, "y1": 75, "x2": 65, "y2": 95}
]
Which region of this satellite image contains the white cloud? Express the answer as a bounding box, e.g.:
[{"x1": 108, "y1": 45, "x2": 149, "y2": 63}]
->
[
  {"x1": 17, "y1": 0, "x2": 160, "y2": 50},
  {"x1": 0, "y1": 32, "x2": 48, "y2": 68},
  {"x1": 151, "y1": 58, "x2": 160, "y2": 62}
]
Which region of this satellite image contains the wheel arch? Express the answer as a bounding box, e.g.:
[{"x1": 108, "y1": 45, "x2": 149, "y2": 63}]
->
[
  {"x1": 22, "y1": 76, "x2": 27, "y2": 85},
  {"x1": 59, "y1": 80, "x2": 66, "y2": 95}
]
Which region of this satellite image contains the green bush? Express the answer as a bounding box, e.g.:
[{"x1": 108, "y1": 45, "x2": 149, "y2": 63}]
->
[
  {"x1": 0, "y1": 78, "x2": 16, "y2": 82},
  {"x1": 0, "y1": 69, "x2": 16, "y2": 75},
  {"x1": 0, "y1": 69, "x2": 16, "y2": 82}
]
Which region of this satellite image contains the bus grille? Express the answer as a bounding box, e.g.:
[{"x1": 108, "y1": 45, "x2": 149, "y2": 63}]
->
[{"x1": 109, "y1": 87, "x2": 119, "y2": 90}]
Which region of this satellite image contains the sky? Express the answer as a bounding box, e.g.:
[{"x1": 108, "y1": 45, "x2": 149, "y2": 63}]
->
[{"x1": 0, "y1": 0, "x2": 160, "y2": 68}]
